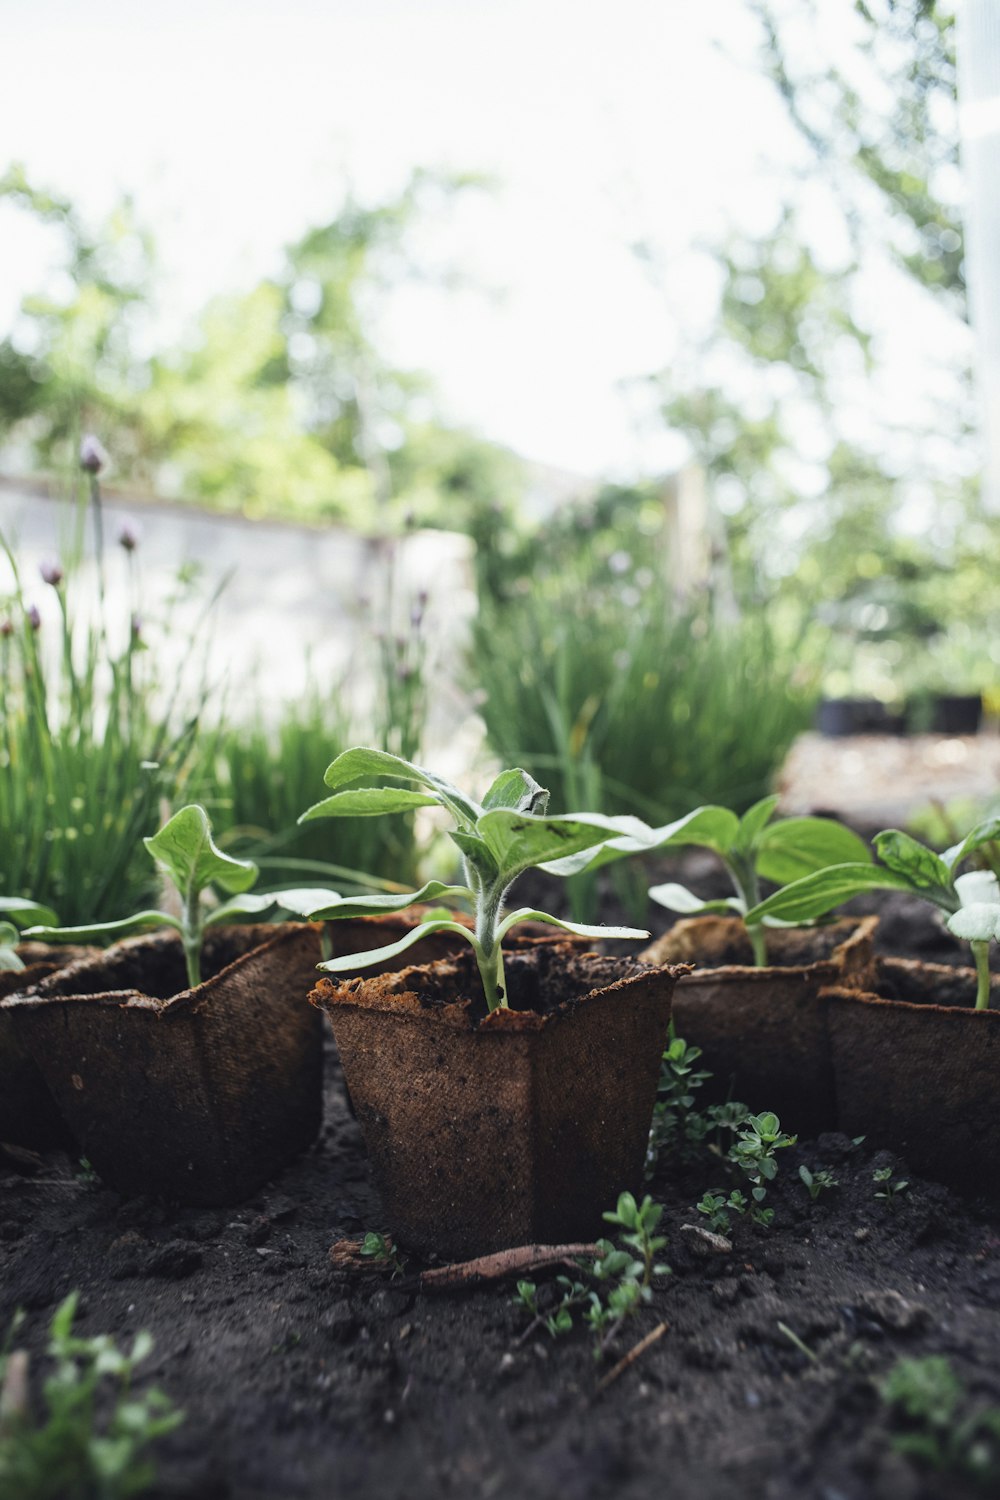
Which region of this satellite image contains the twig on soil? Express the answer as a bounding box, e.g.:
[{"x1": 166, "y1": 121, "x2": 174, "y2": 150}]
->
[
  {"x1": 777, "y1": 1321, "x2": 818, "y2": 1364},
  {"x1": 408, "y1": 1243, "x2": 603, "y2": 1292},
  {"x1": 591, "y1": 1322, "x2": 669, "y2": 1400},
  {"x1": 0, "y1": 1141, "x2": 44, "y2": 1174},
  {"x1": 0, "y1": 1350, "x2": 30, "y2": 1433}
]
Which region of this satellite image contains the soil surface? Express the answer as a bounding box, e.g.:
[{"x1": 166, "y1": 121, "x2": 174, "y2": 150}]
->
[{"x1": 3, "y1": 885, "x2": 1000, "y2": 1500}]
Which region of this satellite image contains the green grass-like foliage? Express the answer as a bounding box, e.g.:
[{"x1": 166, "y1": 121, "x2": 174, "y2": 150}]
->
[
  {"x1": 300, "y1": 749, "x2": 651, "y2": 1011},
  {"x1": 881, "y1": 1356, "x2": 1000, "y2": 1486},
  {"x1": 0, "y1": 1292, "x2": 183, "y2": 1500},
  {"x1": 24, "y1": 804, "x2": 337, "y2": 989}
]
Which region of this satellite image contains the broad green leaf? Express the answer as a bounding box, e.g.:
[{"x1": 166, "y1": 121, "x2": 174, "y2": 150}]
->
[
  {"x1": 745, "y1": 863, "x2": 913, "y2": 926},
  {"x1": 476, "y1": 809, "x2": 625, "y2": 885},
  {"x1": 0, "y1": 922, "x2": 24, "y2": 971},
  {"x1": 540, "y1": 804, "x2": 741, "y2": 878},
  {"x1": 317, "y1": 918, "x2": 476, "y2": 973},
  {"x1": 450, "y1": 829, "x2": 501, "y2": 885},
  {"x1": 943, "y1": 816, "x2": 1000, "y2": 871},
  {"x1": 946, "y1": 904, "x2": 1000, "y2": 944},
  {"x1": 23, "y1": 910, "x2": 181, "y2": 944},
  {"x1": 647, "y1": 882, "x2": 744, "y2": 916},
  {"x1": 320, "y1": 748, "x2": 482, "y2": 828},
  {"x1": 873, "y1": 830, "x2": 956, "y2": 907},
  {"x1": 482, "y1": 768, "x2": 550, "y2": 815},
  {"x1": 733, "y1": 796, "x2": 780, "y2": 855},
  {"x1": 955, "y1": 870, "x2": 1000, "y2": 908},
  {"x1": 0, "y1": 897, "x2": 59, "y2": 929},
  {"x1": 494, "y1": 907, "x2": 650, "y2": 942},
  {"x1": 145, "y1": 806, "x2": 258, "y2": 901},
  {"x1": 755, "y1": 817, "x2": 872, "y2": 886},
  {"x1": 298, "y1": 787, "x2": 439, "y2": 822},
  {"x1": 205, "y1": 888, "x2": 343, "y2": 925},
  {"x1": 307, "y1": 880, "x2": 473, "y2": 922}
]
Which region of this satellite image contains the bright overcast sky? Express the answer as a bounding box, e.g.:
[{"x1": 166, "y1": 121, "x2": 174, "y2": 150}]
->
[{"x1": 0, "y1": 0, "x2": 968, "y2": 481}]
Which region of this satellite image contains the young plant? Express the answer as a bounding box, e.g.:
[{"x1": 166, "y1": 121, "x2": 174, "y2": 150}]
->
[
  {"x1": 647, "y1": 1029, "x2": 713, "y2": 1165},
  {"x1": 881, "y1": 1355, "x2": 1000, "y2": 1485},
  {"x1": 359, "y1": 1231, "x2": 405, "y2": 1277},
  {"x1": 22, "y1": 805, "x2": 337, "y2": 989},
  {"x1": 0, "y1": 900, "x2": 59, "y2": 972},
  {"x1": 299, "y1": 749, "x2": 650, "y2": 1011},
  {"x1": 697, "y1": 1110, "x2": 796, "y2": 1231},
  {"x1": 746, "y1": 818, "x2": 1000, "y2": 1008},
  {"x1": 542, "y1": 796, "x2": 870, "y2": 966},
  {"x1": 799, "y1": 1164, "x2": 838, "y2": 1201},
  {"x1": 873, "y1": 1165, "x2": 909, "y2": 1205},
  {"x1": 0, "y1": 1292, "x2": 182, "y2": 1500}
]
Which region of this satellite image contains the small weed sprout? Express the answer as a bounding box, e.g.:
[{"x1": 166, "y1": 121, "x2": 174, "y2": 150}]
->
[
  {"x1": 873, "y1": 1166, "x2": 909, "y2": 1205},
  {"x1": 24, "y1": 805, "x2": 337, "y2": 989},
  {"x1": 799, "y1": 1164, "x2": 838, "y2": 1201},
  {"x1": 697, "y1": 1111, "x2": 796, "y2": 1232},
  {"x1": 881, "y1": 1355, "x2": 1000, "y2": 1486},
  {"x1": 0, "y1": 1291, "x2": 182, "y2": 1500},
  {"x1": 647, "y1": 1029, "x2": 712, "y2": 1165},
  {"x1": 359, "y1": 1231, "x2": 404, "y2": 1277}
]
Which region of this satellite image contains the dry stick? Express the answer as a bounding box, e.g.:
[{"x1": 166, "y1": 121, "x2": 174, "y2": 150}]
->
[
  {"x1": 412, "y1": 1243, "x2": 603, "y2": 1292},
  {"x1": 0, "y1": 1350, "x2": 29, "y2": 1434},
  {"x1": 591, "y1": 1321, "x2": 669, "y2": 1400}
]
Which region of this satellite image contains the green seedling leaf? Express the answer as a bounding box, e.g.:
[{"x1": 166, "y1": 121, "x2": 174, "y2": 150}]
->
[
  {"x1": 450, "y1": 830, "x2": 501, "y2": 885},
  {"x1": 0, "y1": 896, "x2": 59, "y2": 929},
  {"x1": 946, "y1": 904, "x2": 1000, "y2": 944},
  {"x1": 317, "y1": 918, "x2": 475, "y2": 974},
  {"x1": 320, "y1": 748, "x2": 482, "y2": 827},
  {"x1": 206, "y1": 887, "x2": 342, "y2": 925},
  {"x1": 746, "y1": 863, "x2": 913, "y2": 925},
  {"x1": 145, "y1": 805, "x2": 257, "y2": 900},
  {"x1": 873, "y1": 830, "x2": 956, "y2": 907},
  {"x1": 647, "y1": 882, "x2": 743, "y2": 916},
  {"x1": 0, "y1": 921, "x2": 24, "y2": 971},
  {"x1": 541, "y1": 804, "x2": 741, "y2": 878},
  {"x1": 477, "y1": 809, "x2": 637, "y2": 885},
  {"x1": 298, "y1": 786, "x2": 440, "y2": 822},
  {"x1": 943, "y1": 815, "x2": 1000, "y2": 871},
  {"x1": 494, "y1": 908, "x2": 649, "y2": 942},
  {"x1": 307, "y1": 880, "x2": 473, "y2": 922},
  {"x1": 23, "y1": 910, "x2": 180, "y2": 944},
  {"x1": 755, "y1": 817, "x2": 872, "y2": 885},
  {"x1": 733, "y1": 795, "x2": 780, "y2": 855},
  {"x1": 481, "y1": 767, "x2": 549, "y2": 815}
]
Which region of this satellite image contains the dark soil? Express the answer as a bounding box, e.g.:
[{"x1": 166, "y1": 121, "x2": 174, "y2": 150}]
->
[{"x1": 3, "y1": 888, "x2": 1000, "y2": 1500}]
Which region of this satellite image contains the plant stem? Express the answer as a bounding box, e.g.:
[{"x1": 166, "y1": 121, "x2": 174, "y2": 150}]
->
[
  {"x1": 973, "y1": 940, "x2": 991, "y2": 1011},
  {"x1": 748, "y1": 923, "x2": 769, "y2": 967},
  {"x1": 475, "y1": 884, "x2": 507, "y2": 1011},
  {"x1": 182, "y1": 888, "x2": 203, "y2": 990}
]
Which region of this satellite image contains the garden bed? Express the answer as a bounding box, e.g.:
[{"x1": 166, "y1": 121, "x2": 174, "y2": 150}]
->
[{"x1": 2, "y1": 890, "x2": 999, "y2": 1499}]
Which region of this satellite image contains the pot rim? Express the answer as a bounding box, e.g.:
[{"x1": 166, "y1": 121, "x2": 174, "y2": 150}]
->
[
  {"x1": 311, "y1": 951, "x2": 691, "y2": 1034},
  {"x1": 0, "y1": 922, "x2": 317, "y2": 1020},
  {"x1": 656, "y1": 913, "x2": 878, "y2": 984},
  {"x1": 821, "y1": 978, "x2": 1000, "y2": 1023}
]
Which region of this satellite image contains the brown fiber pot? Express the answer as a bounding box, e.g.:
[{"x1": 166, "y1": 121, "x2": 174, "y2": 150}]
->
[
  {"x1": 824, "y1": 956, "x2": 1000, "y2": 1194},
  {"x1": 639, "y1": 916, "x2": 879, "y2": 1134},
  {"x1": 0, "y1": 945, "x2": 99, "y2": 1149},
  {"x1": 311, "y1": 946, "x2": 687, "y2": 1259},
  {"x1": 2, "y1": 924, "x2": 324, "y2": 1205}
]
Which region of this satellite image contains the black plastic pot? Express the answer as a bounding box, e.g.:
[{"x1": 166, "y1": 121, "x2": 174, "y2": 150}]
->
[
  {"x1": 815, "y1": 698, "x2": 906, "y2": 737},
  {"x1": 930, "y1": 693, "x2": 982, "y2": 735}
]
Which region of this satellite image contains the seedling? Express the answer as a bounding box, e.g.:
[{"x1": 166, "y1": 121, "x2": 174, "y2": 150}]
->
[
  {"x1": 541, "y1": 795, "x2": 870, "y2": 966},
  {"x1": 299, "y1": 750, "x2": 650, "y2": 1011},
  {"x1": 0, "y1": 900, "x2": 59, "y2": 972},
  {"x1": 881, "y1": 1355, "x2": 1000, "y2": 1485},
  {"x1": 648, "y1": 1029, "x2": 712, "y2": 1163},
  {"x1": 0, "y1": 1291, "x2": 182, "y2": 1500},
  {"x1": 873, "y1": 1166, "x2": 909, "y2": 1205},
  {"x1": 359, "y1": 1231, "x2": 405, "y2": 1277},
  {"x1": 697, "y1": 1111, "x2": 796, "y2": 1231},
  {"x1": 799, "y1": 1164, "x2": 838, "y2": 1201},
  {"x1": 23, "y1": 805, "x2": 337, "y2": 989},
  {"x1": 747, "y1": 818, "x2": 1000, "y2": 1008}
]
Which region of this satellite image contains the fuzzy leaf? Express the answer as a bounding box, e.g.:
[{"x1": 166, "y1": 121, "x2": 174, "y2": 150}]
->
[
  {"x1": 307, "y1": 880, "x2": 473, "y2": 922},
  {"x1": 145, "y1": 805, "x2": 257, "y2": 901},
  {"x1": 23, "y1": 910, "x2": 181, "y2": 944},
  {"x1": 449, "y1": 830, "x2": 501, "y2": 885},
  {"x1": 320, "y1": 748, "x2": 482, "y2": 827},
  {"x1": 755, "y1": 817, "x2": 872, "y2": 886},
  {"x1": 205, "y1": 887, "x2": 343, "y2": 925},
  {"x1": 0, "y1": 922, "x2": 24, "y2": 971},
  {"x1": 873, "y1": 830, "x2": 955, "y2": 907},
  {"x1": 541, "y1": 804, "x2": 741, "y2": 878},
  {"x1": 495, "y1": 907, "x2": 649, "y2": 942},
  {"x1": 298, "y1": 787, "x2": 439, "y2": 822},
  {"x1": 317, "y1": 918, "x2": 476, "y2": 973},
  {"x1": 476, "y1": 810, "x2": 625, "y2": 885},
  {"x1": 954, "y1": 870, "x2": 1000, "y2": 908},
  {"x1": 946, "y1": 903, "x2": 1000, "y2": 944},
  {"x1": 745, "y1": 863, "x2": 913, "y2": 926},
  {"x1": 647, "y1": 882, "x2": 744, "y2": 916},
  {"x1": 733, "y1": 796, "x2": 780, "y2": 855},
  {"x1": 943, "y1": 816, "x2": 1000, "y2": 871},
  {"x1": 481, "y1": 768, "x2": 550, "y2": 815},
  {"x1": 0, "y1": 897, "x2": 59, "y2": 929}
]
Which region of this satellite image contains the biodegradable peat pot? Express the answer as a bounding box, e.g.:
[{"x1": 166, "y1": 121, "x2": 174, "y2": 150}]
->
[
  {"x1": 2, "y1": 924, "x2": 324, "y2": 1205},
  {"x1": 0, "y1": 945, "x2": 99, "y2": 1149},
  {"x1": 311, "y1": 946, "x2": 686, "y2": 1259},
  {"x1": 824, "y1": 956, "x2": 1000, "y2": 1194},
  {"x1": 639, "y1": 916, "x2": 878, "y2": 1133}
]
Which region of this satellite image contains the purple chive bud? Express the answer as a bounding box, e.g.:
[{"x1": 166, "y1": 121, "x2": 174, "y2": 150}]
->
[
  {"x1": 26, "y1": 604, "x2": 41, "y2": 631},
  {"x1": 79, "y1": 434, "x2": 108, "y2": 474},
  {"x1": 130, "y1": 612, "x2": 142, "y2": 640},
  {"x1": 40, "y1": 558, "x2": 63, "y2": 587},
  {"x1": 118, "y1": 521, "x2": 139, "y2": 552}
]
